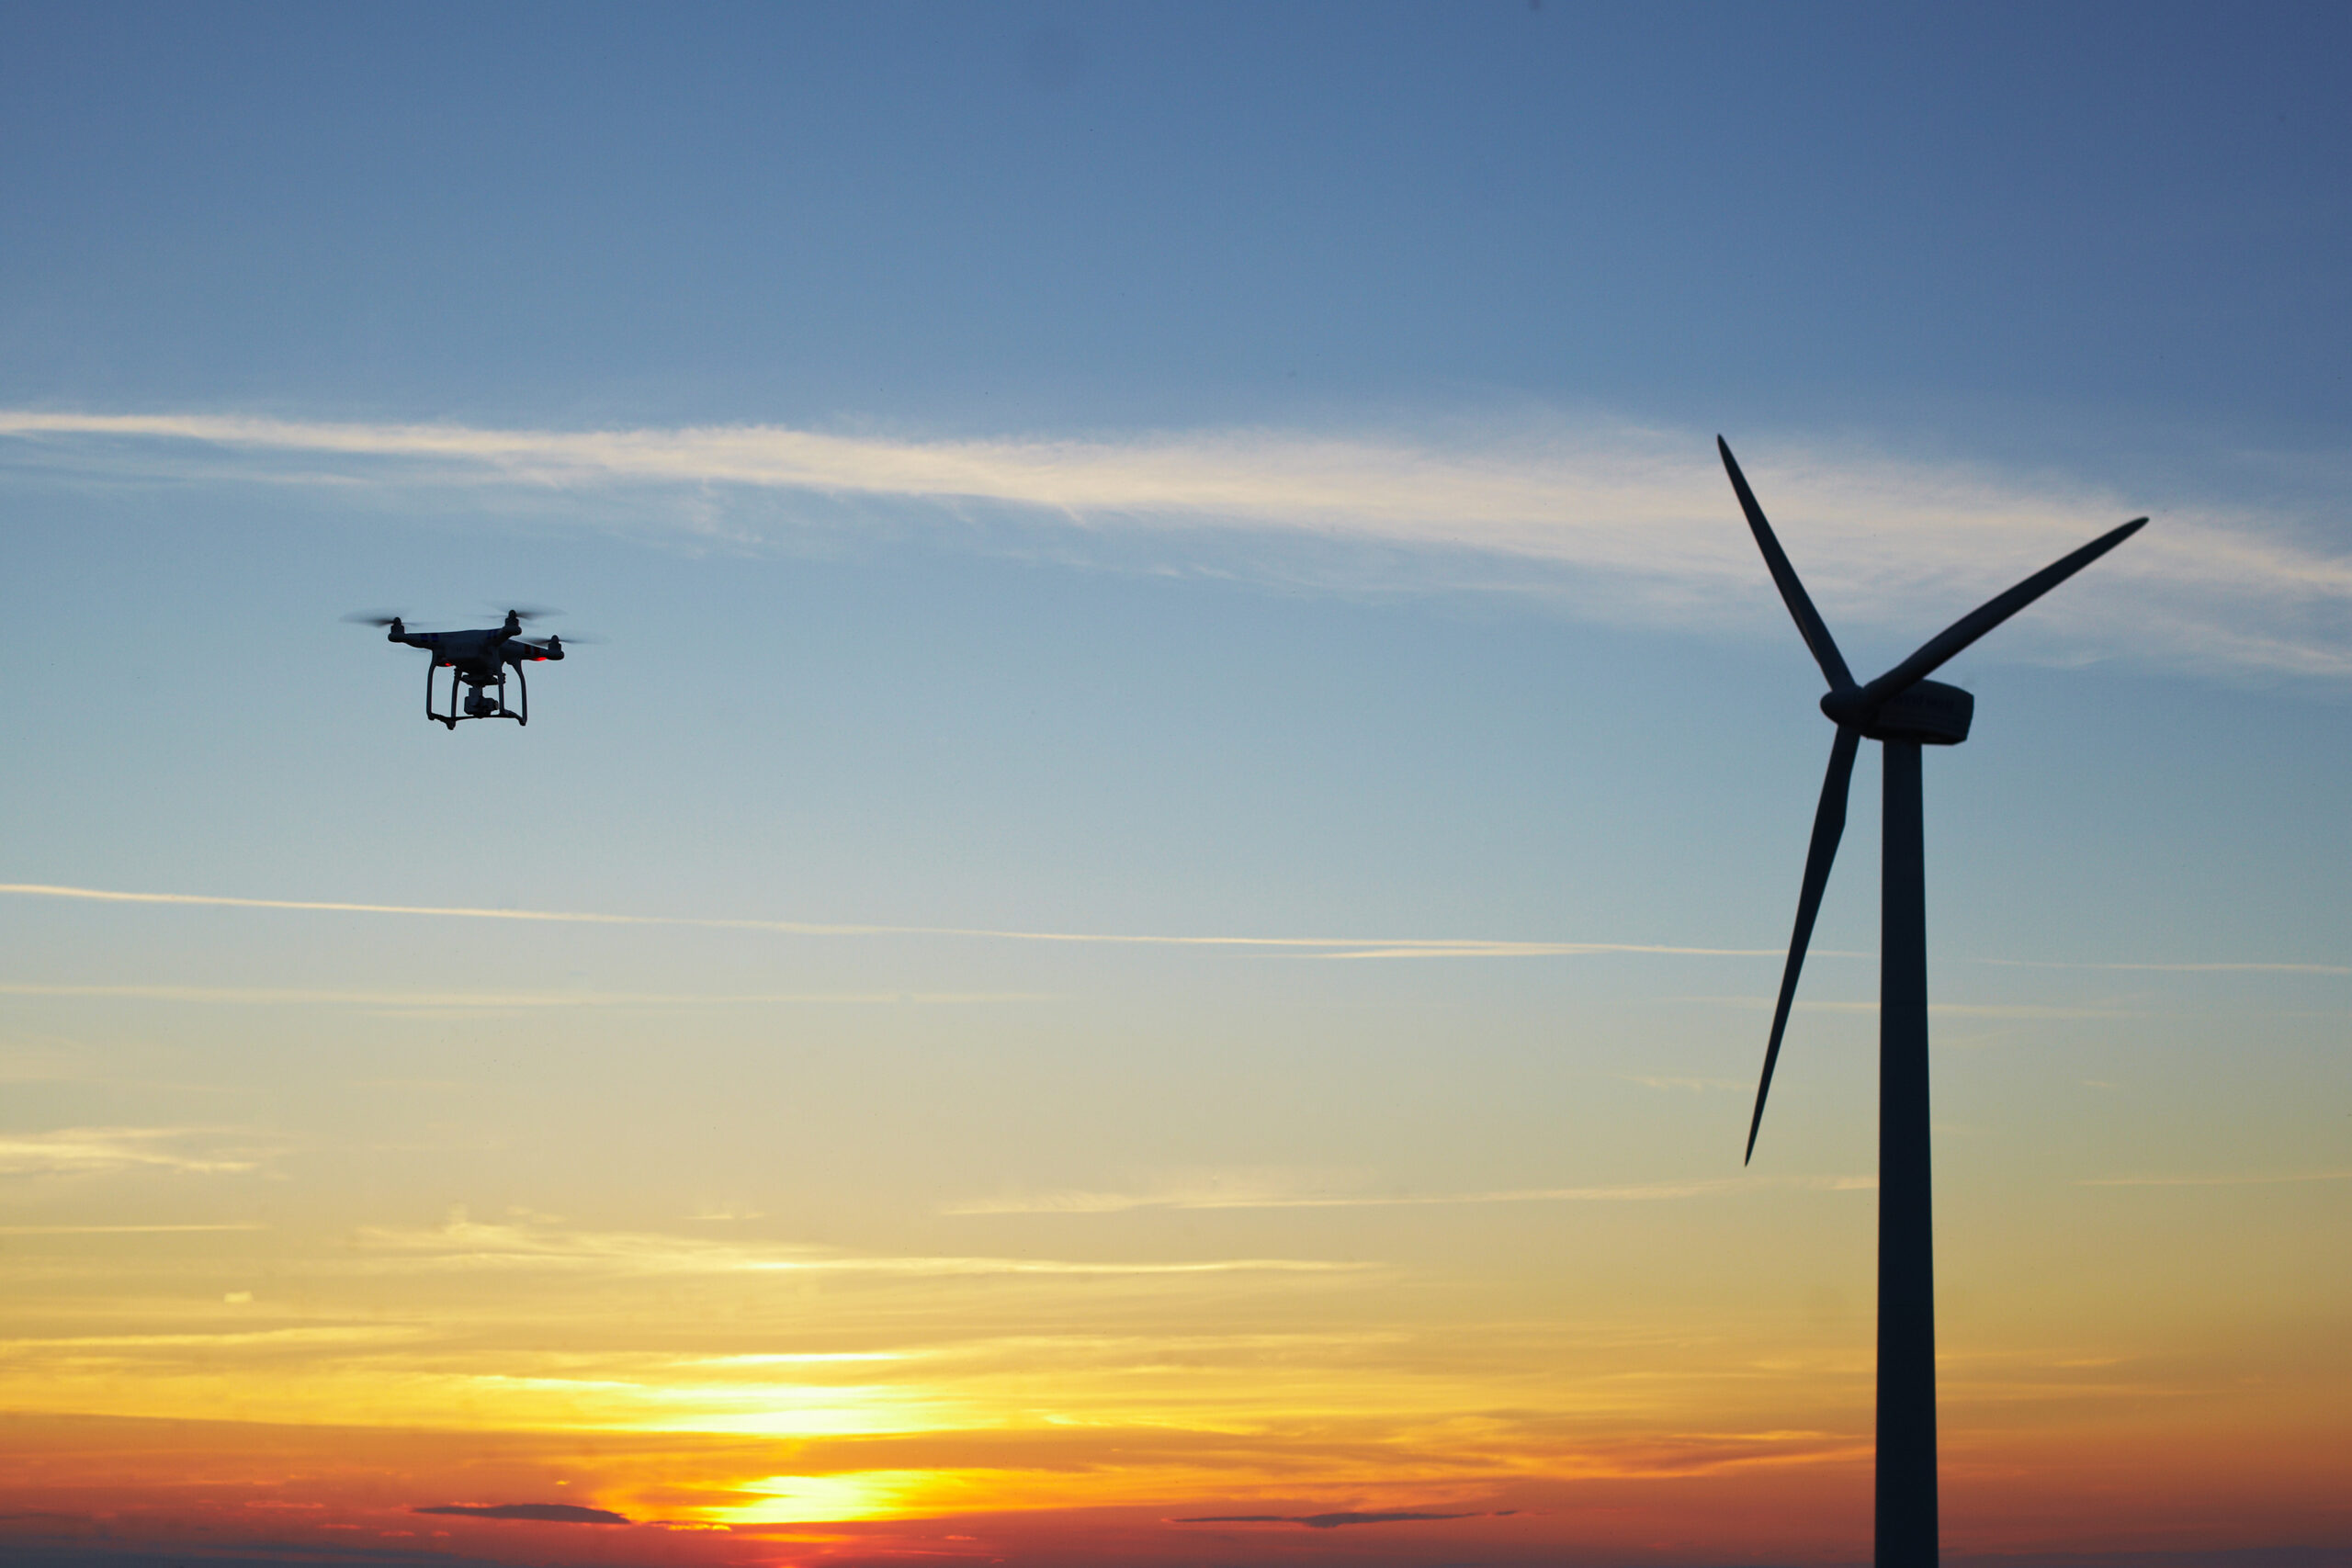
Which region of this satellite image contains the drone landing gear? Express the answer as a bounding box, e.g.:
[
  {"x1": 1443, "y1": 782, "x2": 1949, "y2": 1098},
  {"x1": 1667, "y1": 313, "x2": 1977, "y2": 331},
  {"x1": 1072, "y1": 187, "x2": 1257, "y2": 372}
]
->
[{"x1": 426, "y1": 663, "x2": 527, "y2": 728}]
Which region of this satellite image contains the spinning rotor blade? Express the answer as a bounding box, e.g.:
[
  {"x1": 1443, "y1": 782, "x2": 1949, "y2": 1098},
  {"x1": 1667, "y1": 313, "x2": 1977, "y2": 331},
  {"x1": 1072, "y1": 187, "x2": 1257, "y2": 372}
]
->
[
  {"x1": 1858, "y1": 515, "x2": 2148, "y2": 717},
  {"x1": 493, "y1": 604, "x2": 563, "y2": 623},
  {"x1": 1719, "y1": 437, "x2": 1856, "y2": 694},
  {"x1": 341, "y1": 610, "x2": 407, "y2": 627},
  {"x1": 1747, "y1": 723, "x2": 1860, "y2": 1165}
]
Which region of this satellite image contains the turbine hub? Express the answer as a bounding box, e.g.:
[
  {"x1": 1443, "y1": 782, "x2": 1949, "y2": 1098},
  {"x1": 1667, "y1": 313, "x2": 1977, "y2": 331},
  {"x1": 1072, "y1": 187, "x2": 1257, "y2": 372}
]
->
[{"x1": 1821, "y1": 679, "x2": 1973, "y2": 745}]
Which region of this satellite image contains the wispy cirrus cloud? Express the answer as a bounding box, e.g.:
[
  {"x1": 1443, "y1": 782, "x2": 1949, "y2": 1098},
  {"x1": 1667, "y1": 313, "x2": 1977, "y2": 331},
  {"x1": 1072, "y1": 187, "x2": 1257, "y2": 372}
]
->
[
  {"x1": 1690, "y1": 994, "x2": 2142, "y2": 1020},
  {"x1": 1985, "y1": 957, "x2": 2352, "y2": 976},
  {"x1": 0, "y1": 1224, "x2": 264, "y2": 1235},
  {"x1": 4, "y1": 408, "x2": 2346, "y2": 676},
  {"x1": 0, "y1": 881, "x2": 1782, "y2": 962},
  {"x1": 2078, "y1": 1169, "x2": 2352, "y2": 1188},
  {"x1": 0, "y1": 980, "x2": 1040, "y2": 1010},
  {"x1": 11, "y1": 884, "x2": 2334, "y2": 985},
  {"x1": 944, "y1": 1171, "x2": 1873, "y2": 1215},
  {"x1": 0, "y1": 1325, "x2": 421, "y2": 1351},
  {"x1": 0, "y1": 1126, "x2": 270, "y2": 1177},
  {"x1": 349, "y1": 1214, "x2": 1366, "y2": 1280}
]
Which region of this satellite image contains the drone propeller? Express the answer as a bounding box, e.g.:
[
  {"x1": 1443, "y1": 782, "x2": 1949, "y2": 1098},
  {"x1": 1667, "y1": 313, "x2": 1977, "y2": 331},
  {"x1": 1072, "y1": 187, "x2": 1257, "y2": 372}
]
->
[
  {"x1": 491, "y1": 604, "x2": 563, "y2": 623},
  {"x1": 517, "y1": 630, "x2": 605, "y2": 648},
  {"x1": 341, "y1": 610, "x2": 409, "y2": 627}
]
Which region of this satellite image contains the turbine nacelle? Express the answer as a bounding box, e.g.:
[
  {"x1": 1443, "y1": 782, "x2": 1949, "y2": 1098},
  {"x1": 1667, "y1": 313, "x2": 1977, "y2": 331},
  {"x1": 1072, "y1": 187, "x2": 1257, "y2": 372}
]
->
[{"x1": 1822, "y1": 678, "x2": 1973, "y2": 745}]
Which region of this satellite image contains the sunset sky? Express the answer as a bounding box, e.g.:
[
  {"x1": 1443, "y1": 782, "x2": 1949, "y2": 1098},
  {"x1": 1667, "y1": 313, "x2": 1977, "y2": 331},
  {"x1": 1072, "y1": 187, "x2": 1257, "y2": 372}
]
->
[{"x1": 1, "y1": 4, "x2": 2346, "y2": 1566}]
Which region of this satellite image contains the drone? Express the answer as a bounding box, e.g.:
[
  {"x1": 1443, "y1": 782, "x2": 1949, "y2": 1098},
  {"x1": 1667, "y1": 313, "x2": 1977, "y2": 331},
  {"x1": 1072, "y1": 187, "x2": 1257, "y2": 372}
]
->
[{"x1": 345, "y1": 608, "x2": 575, "y2": 729}]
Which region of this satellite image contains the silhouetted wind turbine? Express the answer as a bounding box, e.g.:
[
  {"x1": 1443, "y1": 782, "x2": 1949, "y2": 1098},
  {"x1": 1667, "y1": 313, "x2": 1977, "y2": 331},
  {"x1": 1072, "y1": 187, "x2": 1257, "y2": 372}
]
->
[{"x1": 1720, "y1": 437, "x2": 2144, "y2": 1568}]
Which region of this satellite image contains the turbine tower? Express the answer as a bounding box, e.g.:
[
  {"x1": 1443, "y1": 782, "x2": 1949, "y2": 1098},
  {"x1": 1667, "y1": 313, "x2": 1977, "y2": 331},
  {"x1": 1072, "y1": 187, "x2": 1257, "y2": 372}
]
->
[{"x1": 1719, "y1": 438, "x2": 2144, "y2": 1568}]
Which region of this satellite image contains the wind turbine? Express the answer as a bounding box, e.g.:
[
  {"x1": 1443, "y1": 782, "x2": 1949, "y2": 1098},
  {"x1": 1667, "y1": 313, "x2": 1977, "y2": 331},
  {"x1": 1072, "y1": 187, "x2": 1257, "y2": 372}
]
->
[{"x1": 1719, "y1": 437, "x2": 2144, "y2": 1568}]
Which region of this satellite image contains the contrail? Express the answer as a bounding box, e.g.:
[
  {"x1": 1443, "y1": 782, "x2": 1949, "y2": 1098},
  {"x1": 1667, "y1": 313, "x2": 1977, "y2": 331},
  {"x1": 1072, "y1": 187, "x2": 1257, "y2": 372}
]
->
[
  {"x1": 0, "y1": 982, "x2": 1041, "y2": 1009},
  {"x1": 943, "y1": 1172, "x2": 1877, "y2": 1215},
  {"x1": 0, "y1": 882, "x2": 1775, "y2": 961},
  {"x1": 1981, "y1": 956, "x2": 2352, "y2": 976}
]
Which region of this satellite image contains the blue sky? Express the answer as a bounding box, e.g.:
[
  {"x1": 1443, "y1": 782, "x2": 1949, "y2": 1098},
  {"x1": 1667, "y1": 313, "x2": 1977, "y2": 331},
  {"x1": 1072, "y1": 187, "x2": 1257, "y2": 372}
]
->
[
  {"x1": 0, "y1": 5, "x2": 2346, "y2": 1560},
  {"x1": 6, "y1": 1, "x2": 2349, "y2": 450},
  {"x1": 4, "y1": 0, "x2": 2346, "y2": 1159}
]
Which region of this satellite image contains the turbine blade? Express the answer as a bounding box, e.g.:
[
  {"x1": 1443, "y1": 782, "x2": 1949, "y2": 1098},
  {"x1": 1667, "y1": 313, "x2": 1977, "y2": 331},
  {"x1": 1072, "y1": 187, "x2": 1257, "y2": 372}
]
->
[
  {"x1": 1719, "y1": 437, "x2": 1856, "y2": 693},
  {"x1": 1860, "y1": 515, "x2": 2149, "y2": 713},
  {"x1": 1747, "y1": 724, "x2": 1860, "y2": 1165}
]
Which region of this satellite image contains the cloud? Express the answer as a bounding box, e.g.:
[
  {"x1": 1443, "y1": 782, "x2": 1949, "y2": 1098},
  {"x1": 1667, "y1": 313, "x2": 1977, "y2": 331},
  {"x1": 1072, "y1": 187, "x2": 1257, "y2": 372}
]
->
[
  {"x1": 1690, "y1": 995, "x2": 2141, "y2": 1019},
  {"x1": 0, "y1": 1223, "x2": 266, "y2": 1235},
  {"x1": 414, "y1": 1503, "x2": 628, "y2": 1525},
  {"x1": 4, "y1": 408, "x2": 2346, "y2": 677},
  {"x1": 0, "y1": 881, "x2": 1786, "y2": 962},
  {"x1": 2077, "y1": 1169, "x2": 2352, "y2": 1188},
  {"x1": 349, "y1": 1214, "x2": 1366, "y2": 1280},
  {"x1": 11, "y1": 885, "x2": 2330, "y2": 979},
  {"x1": 0, "y1": 1126, "x2": 268, "y2": 1177},
  {"x1": 0, "y1": 1325, "x2": 420, "y2": 1351},
  {"x1": 944, "y1": 1172, "x2": 1872, "y2": 1215},
  {"x1": 1171, "y1": 1509, "x2": 1495, "y2": 1529},
  {"x1": 0, "y1": 980, "x2": 1040, "y2": 1010},
  {"x1": 1984, "y1": 958, "x2": 2352, "y2": 976}
]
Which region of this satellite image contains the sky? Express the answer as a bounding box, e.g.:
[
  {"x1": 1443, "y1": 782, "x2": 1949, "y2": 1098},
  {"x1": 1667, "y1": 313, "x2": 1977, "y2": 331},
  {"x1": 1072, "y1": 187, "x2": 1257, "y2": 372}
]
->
[{"x1": 0, "y1": 3, "x2": 2347, "y2": 1566}]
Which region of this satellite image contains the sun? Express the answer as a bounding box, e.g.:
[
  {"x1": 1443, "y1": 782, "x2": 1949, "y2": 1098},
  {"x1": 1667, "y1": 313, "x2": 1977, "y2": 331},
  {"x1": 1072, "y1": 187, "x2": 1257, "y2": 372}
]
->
[{"x1": 711, "y1": 1471, "x2": 940, "y2": 1525}]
